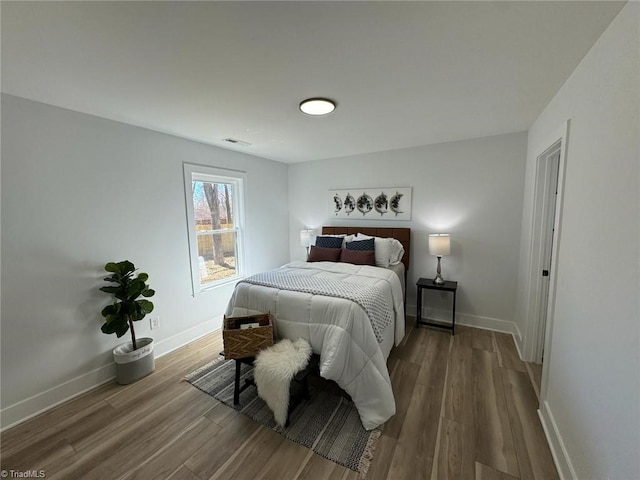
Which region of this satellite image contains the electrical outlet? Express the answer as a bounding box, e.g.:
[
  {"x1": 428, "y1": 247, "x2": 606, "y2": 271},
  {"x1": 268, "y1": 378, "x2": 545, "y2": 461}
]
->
[{"x1": 150, "y1": 316, "x2": 160, "y2": 330}]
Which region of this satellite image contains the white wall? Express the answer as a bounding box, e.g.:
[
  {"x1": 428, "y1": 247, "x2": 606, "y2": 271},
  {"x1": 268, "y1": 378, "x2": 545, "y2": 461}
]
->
[
  {"x1": 288, "y1": 132, "x2": 527, "y2": 333},
  {"x1": 516, "y1": 3, "x2": 639, "y2": 478},
  {"x1": 0, "y1": 95, "x2": 290, "y2": 428}
]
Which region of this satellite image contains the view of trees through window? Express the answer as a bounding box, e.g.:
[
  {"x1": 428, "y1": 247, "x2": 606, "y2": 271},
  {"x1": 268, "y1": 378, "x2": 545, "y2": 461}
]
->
[{"x1": 193, "y1": 180, "x2": 237, "y2": 285}]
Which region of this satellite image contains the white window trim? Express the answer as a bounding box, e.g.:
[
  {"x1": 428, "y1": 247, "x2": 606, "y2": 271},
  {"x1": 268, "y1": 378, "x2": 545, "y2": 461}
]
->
[{"x1": 183, "y1": 163, "x2": 247, "y2": 295}]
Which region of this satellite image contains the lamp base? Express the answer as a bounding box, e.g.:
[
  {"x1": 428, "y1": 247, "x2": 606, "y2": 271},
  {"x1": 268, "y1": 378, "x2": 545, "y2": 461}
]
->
[{"x1": 433, "y1": 255, "x2": 445, "y2": 285}]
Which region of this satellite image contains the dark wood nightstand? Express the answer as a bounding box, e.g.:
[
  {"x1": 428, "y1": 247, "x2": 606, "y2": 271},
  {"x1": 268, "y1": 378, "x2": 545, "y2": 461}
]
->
[{"x1": 416, "y1": 278, "x2": 458, "y2": 335}]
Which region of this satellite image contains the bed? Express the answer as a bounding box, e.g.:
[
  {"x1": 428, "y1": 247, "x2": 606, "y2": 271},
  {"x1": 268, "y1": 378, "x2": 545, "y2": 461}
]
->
[{"x1": 225, "y1": 226, "x2": 410, "y2": 430}]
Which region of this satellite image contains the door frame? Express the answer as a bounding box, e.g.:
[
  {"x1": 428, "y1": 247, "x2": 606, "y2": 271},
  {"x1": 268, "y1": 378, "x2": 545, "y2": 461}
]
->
[
  {"x1": 523, "y1": 120, "x2": 570, "y2": 394},
  {"x1": 533, "y1": 142, "x2": 561, "y2": 363}
]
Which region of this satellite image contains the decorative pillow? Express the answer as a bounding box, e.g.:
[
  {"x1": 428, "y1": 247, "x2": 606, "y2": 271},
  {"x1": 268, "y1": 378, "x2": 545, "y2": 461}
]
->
[
  {"x1": 346, "y1": 238, "x2": 375, "y2": 251},
  {"x1": 340, "y1": 248, "x2": 375, "y2": 266},
  {"x1": 315, "y1": 236, "x2": 344, "y2": 249},
  {"x1": 356, "y1": 234, "x2": 404, "y2": 267},
  {"x1": 307, "y1": 245, "x2": 341, "y2": 262},
  {"x1": 321, "y1": 234, "x2": 356, "y2": 247}
]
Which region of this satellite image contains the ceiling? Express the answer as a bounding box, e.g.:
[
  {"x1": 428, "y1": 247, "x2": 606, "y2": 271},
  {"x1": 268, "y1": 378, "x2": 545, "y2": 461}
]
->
[{"x1": 1, "y1": 1, "x2": 625, "y2": 163}]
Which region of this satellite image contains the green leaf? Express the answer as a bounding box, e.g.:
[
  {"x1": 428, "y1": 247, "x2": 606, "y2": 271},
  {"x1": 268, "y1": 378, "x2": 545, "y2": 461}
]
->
[
  {"x1": 121, "y1": 302, "x2": 136, "y2": 315},
  {"x1": 137, "y1": 272, "x2": 149, "y2": 282},
  {"x1": 99, "y1": 286, "x2": 123, "y2": 295},
  {"x1": 126, "y1": 281, "x2": 145, "y2": 299},
  {"x1": 101, "y1": 304, "x2": 118, "y2": 317},
  {"x1": 105, "y1": 314, "x2": 122, "y2": 325},
  {"x1": 101, "y1": 321, "x2": 119, "y2": 334},
  {"x1": 128, "y1": 277, "x2": 145, "y2": 287},
  {"x1": 120, "y1": 260, "x2": 135, "y2": 275},
  {"x1": 114, "y1": 322, "x2": 129, "y2": 337},
  {"x1": 142, "y1": 289, "x2": 155, "y2": 298},
  {"x1": 104, "y1": 262, "x2": 120, "y2": 273},
  {"x1": 138, "y1": 299, "x2": 154, "y2": 314}
]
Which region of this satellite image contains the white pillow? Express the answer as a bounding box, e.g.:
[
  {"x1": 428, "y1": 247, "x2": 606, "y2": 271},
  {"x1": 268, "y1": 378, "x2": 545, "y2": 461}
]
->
[
  {"x1": 341, "y1": 234, "x2": 356, "y2": 245},
  {"x1": 388, "y1": 238, "x2": 405, "y2": 265},
  {"x1": 356, "y1": 234, "x2": 404, "y2": 268}
]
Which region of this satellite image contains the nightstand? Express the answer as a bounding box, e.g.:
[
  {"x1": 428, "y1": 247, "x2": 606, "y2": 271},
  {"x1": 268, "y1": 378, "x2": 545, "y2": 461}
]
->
[{"x1": 416, "y1": 278, "x2": 458, "y2": 335}]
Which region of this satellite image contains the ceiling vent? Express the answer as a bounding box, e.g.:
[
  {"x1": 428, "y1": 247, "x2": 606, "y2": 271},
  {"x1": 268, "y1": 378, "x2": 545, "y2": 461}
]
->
[{"x1": 223, "y1": 138, "x2": 251, "y2": 147}]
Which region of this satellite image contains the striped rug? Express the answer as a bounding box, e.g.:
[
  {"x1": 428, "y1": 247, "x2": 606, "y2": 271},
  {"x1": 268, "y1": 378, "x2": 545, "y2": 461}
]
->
[{"x1": 184, "y1": 358, "x2": 381, "y2": 478}]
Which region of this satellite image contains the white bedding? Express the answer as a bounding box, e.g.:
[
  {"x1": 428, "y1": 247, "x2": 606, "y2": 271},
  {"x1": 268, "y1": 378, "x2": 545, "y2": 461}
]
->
[{"x1": 225, "y1": 260, "x2": 406, "y2": 430}]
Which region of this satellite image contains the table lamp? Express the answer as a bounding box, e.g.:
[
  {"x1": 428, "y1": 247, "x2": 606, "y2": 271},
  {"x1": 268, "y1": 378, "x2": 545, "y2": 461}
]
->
[
  {"x1": 429, "y1": 234, "x2": 451, "y2": 285},
  {"x1": 300, "y1": 229, "x2": 315, "y2": 258}
]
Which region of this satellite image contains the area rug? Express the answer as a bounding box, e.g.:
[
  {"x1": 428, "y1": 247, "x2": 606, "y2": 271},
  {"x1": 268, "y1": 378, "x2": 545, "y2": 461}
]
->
[{"x1": 184, "y1": 358, "x2": 380, "y2": 477}]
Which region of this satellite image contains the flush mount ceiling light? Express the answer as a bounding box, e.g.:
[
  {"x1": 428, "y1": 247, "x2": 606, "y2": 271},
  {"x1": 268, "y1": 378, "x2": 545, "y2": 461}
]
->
[{"x1": 299, "y1": 98, "x2": 336, "y2": 116}]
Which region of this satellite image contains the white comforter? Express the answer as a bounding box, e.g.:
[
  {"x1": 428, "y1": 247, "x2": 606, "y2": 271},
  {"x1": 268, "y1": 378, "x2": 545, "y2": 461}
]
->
[{"x1": 225, "y1": 260, "x2": 405, "y2": 430}]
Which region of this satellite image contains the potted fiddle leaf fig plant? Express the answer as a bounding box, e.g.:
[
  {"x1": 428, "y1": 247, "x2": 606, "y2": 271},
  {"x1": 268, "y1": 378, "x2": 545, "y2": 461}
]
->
[{"x1": 100, "y1": 260, "x2": 156, "y2": 384}]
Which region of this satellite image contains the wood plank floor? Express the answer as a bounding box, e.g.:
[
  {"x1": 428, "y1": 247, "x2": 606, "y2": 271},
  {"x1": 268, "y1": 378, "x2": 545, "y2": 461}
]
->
[{"x1": 1, "y1": 320, "x2": 558, "y2": 480}]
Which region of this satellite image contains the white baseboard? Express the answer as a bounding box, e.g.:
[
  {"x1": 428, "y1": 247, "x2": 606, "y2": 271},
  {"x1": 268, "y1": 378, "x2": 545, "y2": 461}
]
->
[
  {"x1": 455, "y1": 312, "x2": 518, "y2": 336},
  {"x1": 514, "y1": 322, "x2": 523, "y2": 343},
  {"x1": 0, "y1": 317, "x2": 221, "y2": 431},
  {"x1": 0, "y1": 363, "x2": 116, "y2": 432},
  {"x1": 512, "y1": 322, "x2": 525, "y2": 360},
  {"x1": 409, "y1": 304, "x2": 518, "y2": 336},
  {"x1": 538, "y1": 401, "x2": 577, "y2": 480},
  {"x1": 153, "y1": 316, "x2": 222, "y2": 358}
]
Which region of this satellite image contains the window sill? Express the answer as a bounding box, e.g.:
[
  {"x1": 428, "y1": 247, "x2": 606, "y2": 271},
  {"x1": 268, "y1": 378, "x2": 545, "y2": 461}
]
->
[{"x1": 195, "y1": 274, "x2": 244, "y2": 295}]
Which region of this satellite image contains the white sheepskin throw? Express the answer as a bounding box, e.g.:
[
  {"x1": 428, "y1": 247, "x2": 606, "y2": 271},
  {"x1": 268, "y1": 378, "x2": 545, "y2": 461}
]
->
[{"x1": 254, "y1": 338, "x2": 312, "y2": 427}]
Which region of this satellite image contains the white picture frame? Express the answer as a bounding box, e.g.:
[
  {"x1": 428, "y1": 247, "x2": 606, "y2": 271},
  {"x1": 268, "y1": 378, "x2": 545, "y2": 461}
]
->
[{"x1": 328, "y1": 187, "x2": 412, "y2": 220}]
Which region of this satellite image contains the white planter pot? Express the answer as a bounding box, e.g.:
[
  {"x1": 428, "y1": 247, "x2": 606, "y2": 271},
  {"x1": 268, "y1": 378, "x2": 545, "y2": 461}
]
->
[{"x1": 113, "y1": 337, "x2": 155, "y2": 385}]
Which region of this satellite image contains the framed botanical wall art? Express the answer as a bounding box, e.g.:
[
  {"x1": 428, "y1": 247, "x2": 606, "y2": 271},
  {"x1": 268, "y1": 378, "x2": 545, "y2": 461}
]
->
[{"x1": 329, "y1": 187, "x2": 412, "y2": 220}]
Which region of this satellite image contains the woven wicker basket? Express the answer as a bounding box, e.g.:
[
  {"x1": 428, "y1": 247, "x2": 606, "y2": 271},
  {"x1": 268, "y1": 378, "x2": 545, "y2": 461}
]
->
[{"x1": 222, "y1": 313, "x2": 274, "y2": 360}]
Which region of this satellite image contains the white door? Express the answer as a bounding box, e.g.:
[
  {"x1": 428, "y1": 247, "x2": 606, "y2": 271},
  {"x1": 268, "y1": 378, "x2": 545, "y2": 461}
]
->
[{"x1": 536, "y1": 146, "x2": 561, "y2": 363}]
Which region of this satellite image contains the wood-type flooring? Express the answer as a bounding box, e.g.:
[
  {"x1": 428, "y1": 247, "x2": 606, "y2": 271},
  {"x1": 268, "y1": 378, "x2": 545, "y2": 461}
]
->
[{"x1": 1, "y1": 319, "x2": 558, "y2": 480}]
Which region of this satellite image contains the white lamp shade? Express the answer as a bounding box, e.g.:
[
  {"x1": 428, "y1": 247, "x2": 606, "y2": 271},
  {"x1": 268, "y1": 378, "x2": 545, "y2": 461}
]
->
[
  {"x1": 429, "y1": 234, "x2": 451, "y2": 256},
  {"x1": 300, "y1": 229, "x2": 314, "y2": 247}
]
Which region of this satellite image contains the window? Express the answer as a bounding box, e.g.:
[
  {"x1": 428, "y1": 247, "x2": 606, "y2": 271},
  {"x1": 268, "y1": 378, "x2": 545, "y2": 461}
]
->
[{"x1": 183, "y1": 164, "x2": 246, "y2": 293}]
